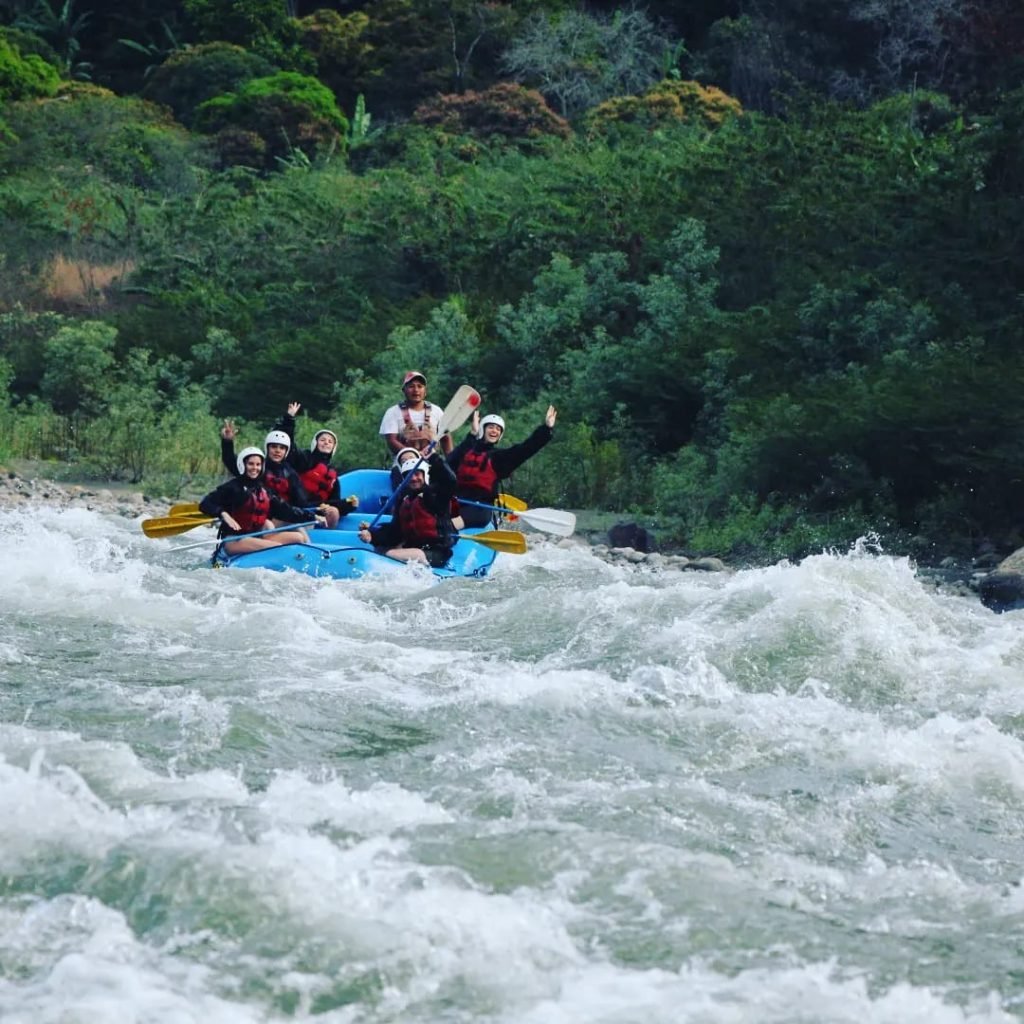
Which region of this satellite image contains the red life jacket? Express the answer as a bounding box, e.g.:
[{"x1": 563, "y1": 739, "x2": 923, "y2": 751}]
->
[
  {"x1": 299, "y1": 460, "x2": 338, "y2": 503},
  {"x1": 398, "y1": 493, "x2": 441, "y2": 544},
  {"x1": 398, "y1": 402, "x2": 436, "y2": 451},
  {"x1": 233, "y1": 485, "x2": 271, "y2": 533},
  {"x1": 264, "y1": 462, "x2": 291, "y2": 501},
  {"x1": 456, "y1": 447, "x2": 499, "y2": 499}
]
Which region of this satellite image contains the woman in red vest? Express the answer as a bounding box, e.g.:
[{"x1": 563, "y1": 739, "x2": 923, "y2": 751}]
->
[
  {"x1": 199, "y1": 447, "x2": 322, "y2": 555},
  {"x1": 273, "y1": 401, "x2": 358, "y2": 528},
  {"x1": 448, "y1": 406, "x2": 556, "y2": 527}
]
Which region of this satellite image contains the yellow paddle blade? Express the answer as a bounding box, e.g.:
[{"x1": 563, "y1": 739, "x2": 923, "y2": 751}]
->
[
  {"x1": 460, "y1": 530, "x2": 528, "y2": 554},
  {"x1": 496, "y1": 493, "x2": 527, "y2": 512},
  {"x1": 142, "y1": 515, "x2": 216, "y2": 538},
  {"x1": 168, "y1": 502, "x2": 202, "y2": 517}
]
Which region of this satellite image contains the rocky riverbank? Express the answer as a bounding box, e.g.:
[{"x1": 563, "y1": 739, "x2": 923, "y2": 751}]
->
[{"x1": 0, "y1": 465, "x2": 154, "y2": 518}]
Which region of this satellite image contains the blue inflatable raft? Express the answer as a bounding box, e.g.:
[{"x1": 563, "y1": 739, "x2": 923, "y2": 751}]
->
[{"x1": 213, "y1": 469, "x2": 500, "y2": 581}]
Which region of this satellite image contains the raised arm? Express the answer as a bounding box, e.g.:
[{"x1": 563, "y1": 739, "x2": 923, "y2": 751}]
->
[{"x1": 220, "y1": 419, "x2": 238, "y2": 475}]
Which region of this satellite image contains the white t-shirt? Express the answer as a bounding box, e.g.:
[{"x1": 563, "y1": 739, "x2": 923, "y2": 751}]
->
[{"x1": 378, "y1": 402, "x2": 443, "y2": 438}]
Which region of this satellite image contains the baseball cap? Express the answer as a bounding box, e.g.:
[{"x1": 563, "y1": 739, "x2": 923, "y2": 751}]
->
[{"x1": 402, "y1": 371, "x2": 427, "y2": 387}]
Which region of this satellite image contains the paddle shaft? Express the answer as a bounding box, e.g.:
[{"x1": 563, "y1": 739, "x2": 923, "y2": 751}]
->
[
  {"x1": 169, "y1": 502, "x2": 320, "y2": 518},
  {"x1": 369, "y1": 443, "x2": 435, "y2": 528},
  {"x1": 456, "y1": 500, "x2": 575, "y2": 536},
  {"x1": 168, "y1": 520, "x2": 316, "y2": 553}
]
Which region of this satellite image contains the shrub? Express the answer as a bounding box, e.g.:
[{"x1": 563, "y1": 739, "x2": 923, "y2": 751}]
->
[
  {"x1": 0, "y1": 35, "x2": 60, "y2": 102},
  {"x1": 0, "y1": 92, "x2": 203, "y2": 190},
  {"x1": 196, "y1": 71, "x2": 348, "y2": 169},
  {"x1": 586, "y1": 78, "x2": 742, "y2": 135},
  {"x1": 297, "y1": 9, "x2": 372, "y2": 102},
  {"x1": 413, "y1": 82, "x2": 571, "y2": 141},
  {"x1": 0, "y1": 26, "x2": 60, "y2": 68},
  {"x1": 40, "y1": 320, "x2": 116, "y2": 417},
  {"x1": 143, "y1": 42, "x2": 275, "y2": 127}
]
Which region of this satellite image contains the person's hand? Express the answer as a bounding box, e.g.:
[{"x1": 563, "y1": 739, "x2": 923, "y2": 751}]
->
[
  {"x1": 545, "y1": 405, "x2": 557, "y2": 428},
  {"x1": 220, "y1": 418, "x2": 236, "y2": 440},
  {"x1": 347, "y1": 495, "x2": 359, "y2": 509},
  {"x1": 471, "y1": 409, "x2": 480, "y2": 434},
  {"x1": 358, "y1": 528, "x2": 371, "y2": 543},
  {"x1": 287, "y1": 401, "x2": 301, "y2": 417},
  {"x1": 314, "y1": 515, "x2": 327, "y2": 527},
  {"x1": 317, "y1": 503, "x2": 332, "y2": 515},
  {"x1": 221, "y1": 512, "x2": 241, "y2": 531}
]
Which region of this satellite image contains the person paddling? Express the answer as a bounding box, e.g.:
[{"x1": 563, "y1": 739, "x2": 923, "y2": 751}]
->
[
  {"x1": 448, "y1": 406, "x2": 557, "y2": 528},
  {"x1": 199, "y1": 447, "x2": 323, "y2": 556},
  {"x1": 357, "y1": 447, "x2": 457, "y2": 567}
]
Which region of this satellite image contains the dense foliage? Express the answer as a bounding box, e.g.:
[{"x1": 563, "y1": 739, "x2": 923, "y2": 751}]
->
[{"x1": 0, "y1": 0, "x2": 1021, "y2": 562}]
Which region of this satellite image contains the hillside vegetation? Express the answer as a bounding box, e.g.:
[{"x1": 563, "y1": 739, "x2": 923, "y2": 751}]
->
[{"x1": 1, "y1": 0, "x2": 1022, "y2": 560}]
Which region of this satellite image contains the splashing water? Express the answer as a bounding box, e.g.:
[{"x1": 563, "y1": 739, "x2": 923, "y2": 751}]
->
[{"x1": 1, "y1": 506, "x2": 1022, "y2": 1023}]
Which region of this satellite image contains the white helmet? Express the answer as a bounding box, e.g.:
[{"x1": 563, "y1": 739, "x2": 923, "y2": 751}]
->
[
  {"x1": 393, "y1": 446, "x2": 420, "y2": 470},
  {"x1": 310, "y1": 429, "x2": 338, "y2": 451},
  {"x1": 403, "y1": 460, "x2": 429, "y2": 484},
  {"x1": 264, "y1": 429, "x2": 291, "y2": 452},
  {"x1": 478, "y1": 414, "x2": 505, "y2": 439},
  {"x1": 236, "y1": 446, "x2": 264, "y2": 475}
]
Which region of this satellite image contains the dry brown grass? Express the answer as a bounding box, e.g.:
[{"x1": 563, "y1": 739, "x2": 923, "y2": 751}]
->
[{"x1": 43, "y1": 254, "x2": 135, "y2": 308}]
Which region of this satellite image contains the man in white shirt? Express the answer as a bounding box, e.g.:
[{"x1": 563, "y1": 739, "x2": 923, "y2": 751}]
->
[{"x1": 379, "y1": 371, "x2": 453, "y2": 456}]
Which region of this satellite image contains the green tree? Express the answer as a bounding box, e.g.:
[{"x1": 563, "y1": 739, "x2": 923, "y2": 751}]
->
[
  {"x1": 0, "y1": 33, "x2": 61, "y2": 101},
  {"x1": 96, "y1": 346, "x2": 162, "y2": 481},
  {"x1": 189, "y1": 325, "x2": 240, "y2": 406},
  {"x1": 182, "y1": 0, "x2": 308, "y2": 69},
  {"x1": 346, "y1": 0, "x2": 519, "y2": 116},
  {"x1": 296, "y1": 8, "x2": 372, "y2": 111},
  {"x1": 39, "y1": 319, "x2": 116, "y2": 416},
  {"x1": 142, "y1": 42, "x2": 274, "y2": 127},
  {"x1": 14, "y1": 0, "x2": 92, "y2": 78},
  {"x1": 196, "y1": 70, "x2": 348, "y2": 168}
]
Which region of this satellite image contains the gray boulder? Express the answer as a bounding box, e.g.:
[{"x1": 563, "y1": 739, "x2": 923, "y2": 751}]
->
[
  {"x1": 978, "y1": 547, "x2": 1024, "y2": 613},
  {"x1": 608, "y1": 522, "x2": 657, "y2": 553}
]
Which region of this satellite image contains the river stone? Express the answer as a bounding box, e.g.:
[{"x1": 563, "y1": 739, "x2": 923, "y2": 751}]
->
[
  {"x1": 977, "y1": 545, "x2": 1024, "y2": 612},
  {"x1": 608, "y1": 522, "x2": 657, "y2": 553},
  {"x1": 687, "y1": 556, "x2": 728, "y2": 572}
]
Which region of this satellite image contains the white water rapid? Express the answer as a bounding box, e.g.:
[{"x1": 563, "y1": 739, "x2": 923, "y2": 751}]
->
[{"x1": 1, "y1": 505, "x2": 1022, "y2": 1023}]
